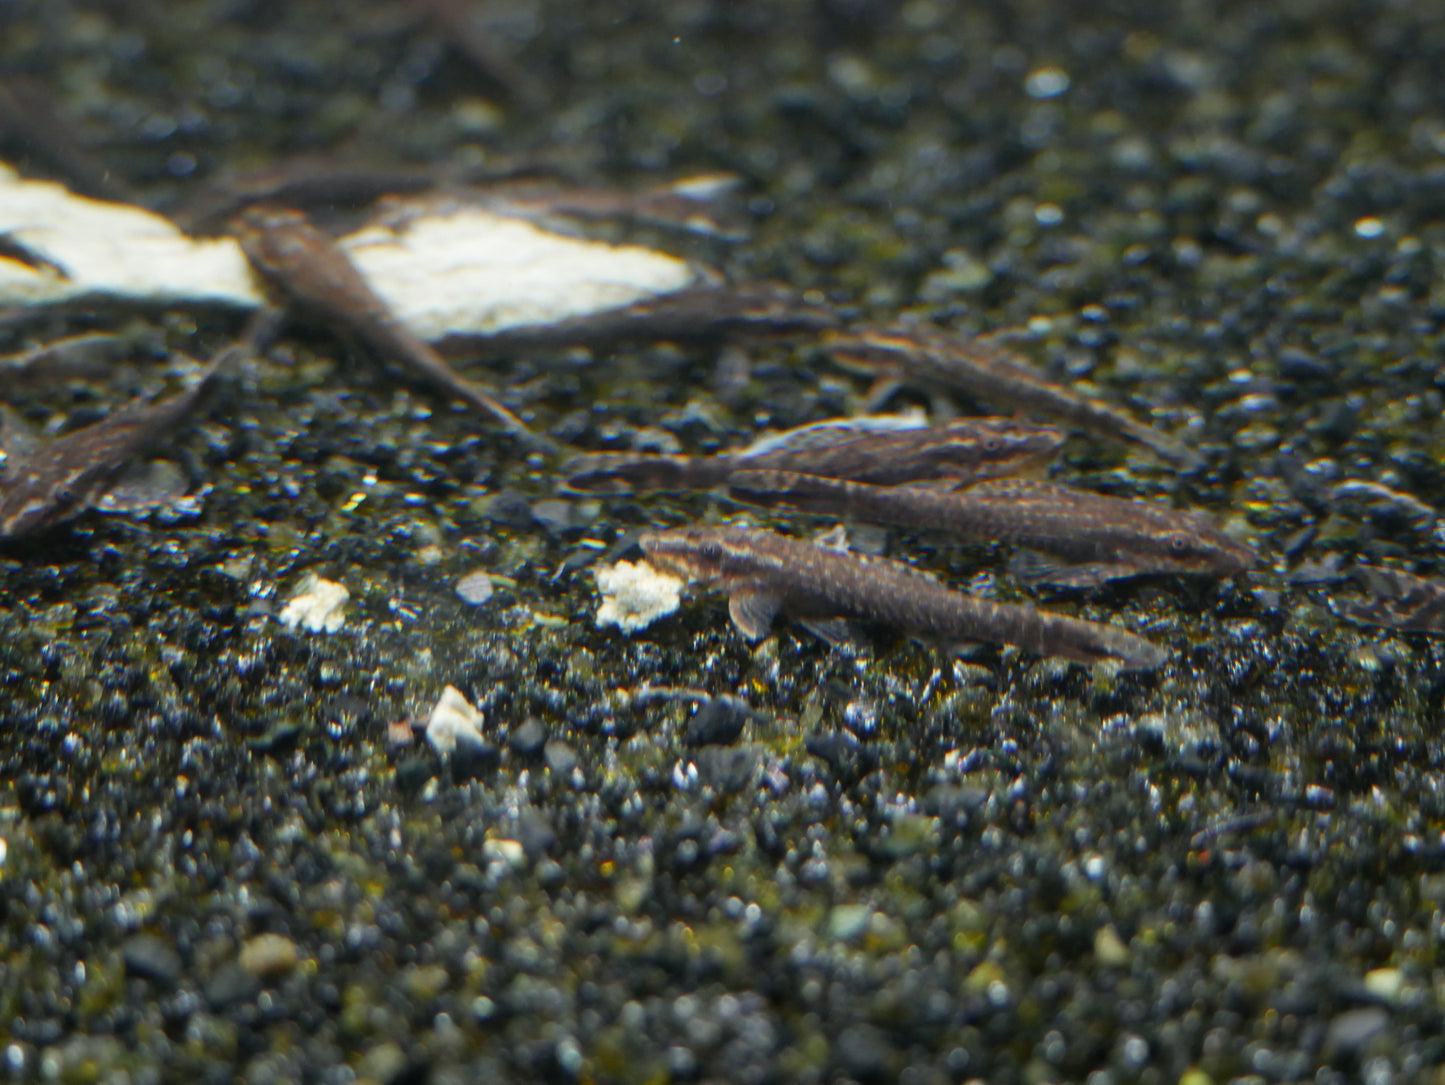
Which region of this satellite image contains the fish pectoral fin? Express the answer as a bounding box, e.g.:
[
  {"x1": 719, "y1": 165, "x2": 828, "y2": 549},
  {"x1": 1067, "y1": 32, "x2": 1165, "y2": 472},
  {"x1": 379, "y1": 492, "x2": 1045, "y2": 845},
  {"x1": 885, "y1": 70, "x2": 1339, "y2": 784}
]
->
[
  {"x1": 860, "y1": 376, "x2": 903, "y2": 412},
  {"x1": 94, "y1": 460, "x2": 189, "y2": 514},
  {"x1": 1006, "y1": 550, "x2": 1139, "y2": 588},
  {"x1": 728, "y1": 589, "x2": 782, "y2": 640},
  {"x1": 798, "y1": 617, "x2": 867, "y2": 650},
  {"x1": 812, "y1": 524, "x2": 851, "y2": 551}
]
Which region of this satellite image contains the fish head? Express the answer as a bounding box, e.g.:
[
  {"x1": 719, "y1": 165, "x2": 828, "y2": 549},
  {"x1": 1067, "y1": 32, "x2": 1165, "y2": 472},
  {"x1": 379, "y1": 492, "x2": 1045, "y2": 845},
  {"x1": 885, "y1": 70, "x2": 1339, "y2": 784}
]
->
[
  {"x1": 233, "y1": 203, "x2": 308, "y2": 235},
  {"x1": 959, "y1": 420, "x2": 1066, "y2": 477},
  {"x1": 1155, "y1": 523, "x2": 1258, "y2": 576},
  {"x1": 639, "y1": 527, "x2": 736, "y2": 582}
]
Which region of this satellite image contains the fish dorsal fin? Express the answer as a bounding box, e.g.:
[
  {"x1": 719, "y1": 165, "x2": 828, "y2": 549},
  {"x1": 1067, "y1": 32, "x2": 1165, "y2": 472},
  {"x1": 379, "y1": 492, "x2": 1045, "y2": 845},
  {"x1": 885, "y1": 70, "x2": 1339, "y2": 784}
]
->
[{"x1": 728, "y1": 588, "x2": 781, "y2": 640}]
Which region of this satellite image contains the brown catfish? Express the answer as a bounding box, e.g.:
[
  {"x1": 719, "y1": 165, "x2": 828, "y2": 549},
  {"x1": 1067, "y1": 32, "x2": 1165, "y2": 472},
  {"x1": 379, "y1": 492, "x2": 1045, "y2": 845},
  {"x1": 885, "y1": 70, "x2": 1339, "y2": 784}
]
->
[
  {"x1": 232, "y1": 205, "x2": 534, "y2": 439},
  {"x1": 640, "y1": 524, "x2": 1165, "y2": 669},
  {"x1": 0, "y1": 360, "x2": 224, "y2": 538},
  {"x1": 564, "y1": 416, "x2": 1063, "y2": 493},
  {"x1": 826, "y1": 324, "x2": 1204, "y2": 469},
  {"x1": 727, "y1": 473, "x2": 1256, "y2": 587}
]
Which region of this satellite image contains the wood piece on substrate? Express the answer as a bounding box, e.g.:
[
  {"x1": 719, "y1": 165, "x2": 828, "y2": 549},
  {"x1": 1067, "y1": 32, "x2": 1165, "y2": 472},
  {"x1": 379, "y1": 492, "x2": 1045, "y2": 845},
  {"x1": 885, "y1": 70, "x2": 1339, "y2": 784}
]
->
[
  {"x1": 0, "y1": 77, "x2": 141, "y2": 205},
  {"x1": 438, "y1": 282, "x2": 840, "y2": 360}
]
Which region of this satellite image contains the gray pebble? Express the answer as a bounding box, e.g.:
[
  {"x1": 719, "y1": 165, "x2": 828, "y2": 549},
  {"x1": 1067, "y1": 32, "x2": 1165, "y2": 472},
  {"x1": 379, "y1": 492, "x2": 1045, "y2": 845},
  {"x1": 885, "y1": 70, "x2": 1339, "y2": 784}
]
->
[{"x1": 121, "y1": 934, "x2": 181, "y2": 987}]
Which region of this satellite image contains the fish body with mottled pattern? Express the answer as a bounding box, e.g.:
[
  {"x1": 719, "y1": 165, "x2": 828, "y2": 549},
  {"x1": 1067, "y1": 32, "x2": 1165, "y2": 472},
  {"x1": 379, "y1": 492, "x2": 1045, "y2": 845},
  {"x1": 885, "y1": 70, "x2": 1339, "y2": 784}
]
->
[
  {"x1": 564, "y1": 416, "x2": 1063, "y2": 494},
  {"x1": 727, "y1": 473, "x2": 1256, "y2": 587},
  {"x1": 0, "y1": 364, "x2": 218, "y2": 538},
  {"x1": 826, "y1": 324, "x2": 1203, "y2": 469},
  {"x1": 640, "y1": 524, "x2": 1165, "y2": 668}
]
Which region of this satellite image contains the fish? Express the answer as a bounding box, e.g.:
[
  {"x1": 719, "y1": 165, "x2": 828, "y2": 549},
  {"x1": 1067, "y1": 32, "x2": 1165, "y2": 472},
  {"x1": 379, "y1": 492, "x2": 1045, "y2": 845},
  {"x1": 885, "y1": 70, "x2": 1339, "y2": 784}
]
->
[
  {"x1": 417, "y1": 0, "x2": 551, "y2": 110},
  {"x1": 0, "y1": 76, "x2": 140, "y2": 204},
  {"x1": 0, "y1": 332, "x2": 131, "y2": 384},
  {"x1": 726, "y1": 473, "x2": 1257, "y2": 587},
  {"x1": 825, "y1": 324, "x2": 1204, "y2": 469},
  {"x1": 0, "y1": 359, "x2": 223, "y2": 538},
  {"x1": 478, "y1": 173, "x2": 748, "y2": 240},
  {"x1": 232, "y1": 204, "x2": 536, "y2": 440},
  {"x1": 1336, "y1": 566, "x2": 1445, "y2": 634},
  {"x1": 639, "y1": 524, "x2": 1166, "y2": 669},
  {"x1": 563, "y1": 416, "x2": 1063, "y2": 493}
]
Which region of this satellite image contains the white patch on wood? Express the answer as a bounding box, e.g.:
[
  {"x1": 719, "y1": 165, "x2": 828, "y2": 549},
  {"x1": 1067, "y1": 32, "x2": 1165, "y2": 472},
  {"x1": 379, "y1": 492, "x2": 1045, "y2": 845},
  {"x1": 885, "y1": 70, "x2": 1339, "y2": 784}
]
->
[{"x1": 0, "y1": 165, "x2": 699, "y2": 338}]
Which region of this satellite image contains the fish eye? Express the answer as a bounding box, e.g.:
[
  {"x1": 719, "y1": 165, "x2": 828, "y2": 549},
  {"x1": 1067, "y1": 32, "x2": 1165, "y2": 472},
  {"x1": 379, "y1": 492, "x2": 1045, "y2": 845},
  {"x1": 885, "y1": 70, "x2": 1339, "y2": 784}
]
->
[
  {"x1": 983, "y1": 438, "x2": 1001, "y2": 452},
  {"x1": 1167, "y1": 534, "x2": 1191, "y2": 552}
]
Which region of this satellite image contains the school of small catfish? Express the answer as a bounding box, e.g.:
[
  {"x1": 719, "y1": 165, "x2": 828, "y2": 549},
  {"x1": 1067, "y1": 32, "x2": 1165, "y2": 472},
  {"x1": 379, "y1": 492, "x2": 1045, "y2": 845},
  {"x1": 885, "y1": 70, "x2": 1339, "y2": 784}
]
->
[
  {"x1": 0, "y1": 170, "x2": 1282, "y2": 670},
  {"x1": 563, "y1": 353, "x2": 1255, "y2": 670}
]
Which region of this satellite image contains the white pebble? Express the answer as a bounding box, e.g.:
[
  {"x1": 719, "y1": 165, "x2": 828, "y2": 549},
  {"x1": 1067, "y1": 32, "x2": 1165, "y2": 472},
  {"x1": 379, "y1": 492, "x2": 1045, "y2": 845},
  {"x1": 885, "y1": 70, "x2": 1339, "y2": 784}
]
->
[
  {"x1": 278, "y1": 575, "x2": 349, "y2": 634},
  {"x1": 455, "y1": 570, "x2": 495, "y2": 605},
  {"x1": 595, "y1": 560, "x2": 683, "y2": 633},
  {"x1": 426, "y1": 685, "x2": 485, "y2": 754}
]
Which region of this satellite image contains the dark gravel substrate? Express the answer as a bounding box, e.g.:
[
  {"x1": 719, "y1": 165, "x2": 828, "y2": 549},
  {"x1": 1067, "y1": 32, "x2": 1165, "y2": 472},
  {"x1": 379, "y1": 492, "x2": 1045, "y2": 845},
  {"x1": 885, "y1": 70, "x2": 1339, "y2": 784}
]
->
[{"x1": 4, "y1": 1, "x2": 1445, "y2": 1082}]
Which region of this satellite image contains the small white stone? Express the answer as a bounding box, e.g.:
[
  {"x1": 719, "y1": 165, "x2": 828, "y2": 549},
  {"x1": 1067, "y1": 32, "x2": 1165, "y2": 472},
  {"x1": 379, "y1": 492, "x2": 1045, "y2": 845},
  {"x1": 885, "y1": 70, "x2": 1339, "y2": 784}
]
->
[
  {"x1": 425, "y1": 685, "x2": 485, "y2": 754},
  {"x1": 1363, "y1": 966, "x2": 1405, "y2": 1004},
  {"x1": 595, "y1": 560, "x2": 683, "y2": 633},
  {"x1": 482, "y1": 838, "x2": 526, "y2": 869},
  {"x1": 455, "y1": 569, "x2": 495, "y2": 605},
  {"x1": 277, "y1": 575, "x2": 349, "y2": 634}
]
